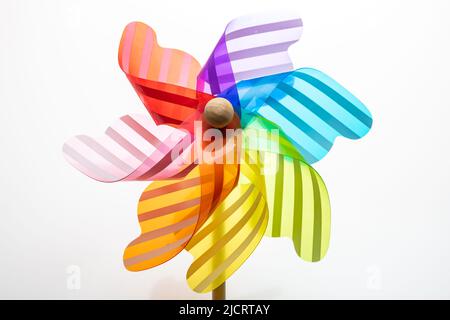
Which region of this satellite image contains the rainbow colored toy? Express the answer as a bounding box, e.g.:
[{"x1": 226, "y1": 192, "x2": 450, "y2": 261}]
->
[{"x1": 63, "y1": 12, "x2": 372, "y2": 297}]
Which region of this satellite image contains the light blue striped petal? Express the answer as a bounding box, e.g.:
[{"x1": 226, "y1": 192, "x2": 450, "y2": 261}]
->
[{"x1": 237, "y1": 68, "x2": 373, "y2": 164}]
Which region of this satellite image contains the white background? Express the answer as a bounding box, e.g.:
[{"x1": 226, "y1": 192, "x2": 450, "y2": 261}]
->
[{"x1": 1, "y1": 0, "x2": 450, "y2": 299}]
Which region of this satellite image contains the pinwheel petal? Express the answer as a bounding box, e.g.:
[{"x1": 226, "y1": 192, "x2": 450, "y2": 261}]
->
[
  {"x1": 262, "y1": 153, "x2": 331, "y2": 262},
  {"x1": 238, "y1": 68, "x2": 373, "y2": 163},
  {"x1": 241, "y1": 116, "x2": 331, "y2": 262},
  {"x1": 62, "y1": 114, "x2": 195, "y2": 182},
  {"x1": 123, "y1": 166, "x2": 204, "y2": 271},
  {"x1": 119, "y1": 22, "x2": 212, "y2": 125},
  {"x1": 119, "y1": 21, "x2": 200, "y2": 89},
  {"x1": 124, "y1": 161, "x2": 241, "y2": 271},
  {"x1": 185, "y1": 150, "x2": 268, "y2": 293},
  {"x1": 197, "y1": 12, "x2": 303, "y2": 106},
  {"x1": 124, "y1": 114, "x2": 242, "y2": 272},
  {"x1": 241, "y1": 112, "x2": 303, "y2": 160}
]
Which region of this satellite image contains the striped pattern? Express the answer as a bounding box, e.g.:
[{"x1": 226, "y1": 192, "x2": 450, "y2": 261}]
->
[
  {"x1": 240, "y1": 68, "x2": 373, "y2": 164},
  {"x1": 262, "y1": 153, "x2": 330, "y2": 262},
  {"x1": 63, "y1": 114, "x2": 195, "y2": 182},
  {"x1": 233, "y1": 71, "x2": 292, "y2": 112},
  {"x1": 64, "y1": 16, "x2": 373, "y2": 293},
  {"x1": 185, "y1": 151, "x2": 268, "y2": 293},
  {"x1": 240, "y1": 112, "x2": 304, "y2": 160},
  {"x1": 119, "y1": 22, "x2": 200, "y2": 88},
  {"x1": 241, "y1": 118, "x2": 330, "y2": 262},
  {"x1": 123, "y1": 167, "x2": 203, "y2": 270},
  {"x1": 197, "y1": 13, "x2": 302, "y2": 98},
  {"x1": 119, "y1": 22, "x2": 212, "y2": 125},
  {"x1": 123, "y1": 161, "x2": 240, "y2": 271}
]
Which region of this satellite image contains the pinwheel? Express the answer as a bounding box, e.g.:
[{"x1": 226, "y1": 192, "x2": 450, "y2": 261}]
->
[{"x1": 63, "y1": 12, "x2": 372, "y2": 299}]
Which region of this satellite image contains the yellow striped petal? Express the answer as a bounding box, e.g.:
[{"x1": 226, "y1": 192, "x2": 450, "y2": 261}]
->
[{"x1": 185, "y1": 151, "x2": 268, "y2": 293}]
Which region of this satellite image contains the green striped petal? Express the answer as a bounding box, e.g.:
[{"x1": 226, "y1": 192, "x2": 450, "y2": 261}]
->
[
  {"x1": 241, "y1": 115, "x2": 331, "y2": 262},
  {"x1": 263, "y1": 153, "x2": 330, "y2": 262}
]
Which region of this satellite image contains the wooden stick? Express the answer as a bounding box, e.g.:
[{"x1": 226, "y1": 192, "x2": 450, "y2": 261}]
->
[{"x1": 212, "y1": 282, "x2": 226, "y2": 300}]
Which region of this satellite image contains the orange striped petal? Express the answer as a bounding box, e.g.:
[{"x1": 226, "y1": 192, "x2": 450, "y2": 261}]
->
[
  {"x1": 124, "y1": 166, "x2": 205, "y2": 271},
  {"x1": 124, "y1": 114, "x2": 242, "y2": 270}
]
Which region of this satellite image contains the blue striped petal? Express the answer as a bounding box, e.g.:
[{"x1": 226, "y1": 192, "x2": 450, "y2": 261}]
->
[{"x1": 236, "y1": 68, "x2": 373, "y2": 164}]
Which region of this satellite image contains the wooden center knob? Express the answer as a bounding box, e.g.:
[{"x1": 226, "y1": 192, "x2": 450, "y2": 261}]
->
[{"x1": 203, "y1": 98, "x2": 234, "y2": 128}]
